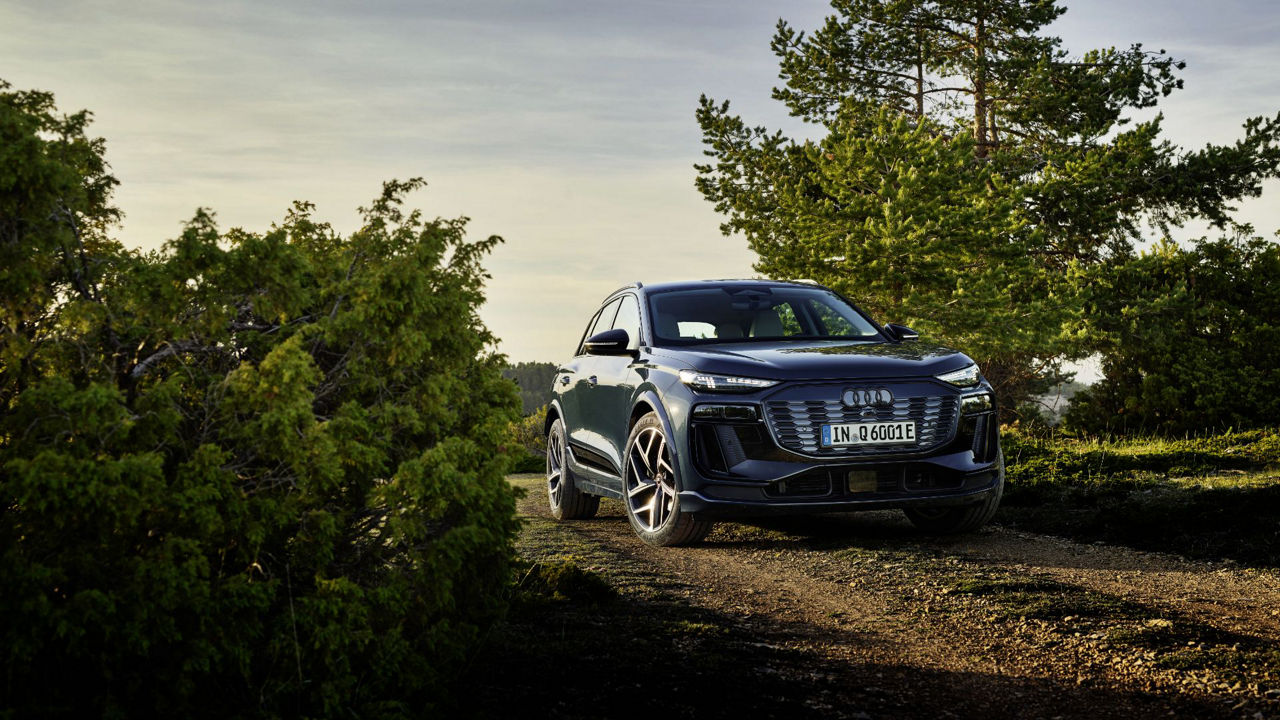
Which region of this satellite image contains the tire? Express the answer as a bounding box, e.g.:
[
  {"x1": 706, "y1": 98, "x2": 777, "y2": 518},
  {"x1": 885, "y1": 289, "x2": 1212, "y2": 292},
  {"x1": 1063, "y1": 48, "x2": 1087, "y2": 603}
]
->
[
  {"x1": 546, "y1": 417, "x2": 599, "y2": 520},
  {"x1": 622, "y1": 412, "x2": 713, "y2": 546},
  {"x1": 903, "y1": 452, "x2": 1004, "y2": 534}
]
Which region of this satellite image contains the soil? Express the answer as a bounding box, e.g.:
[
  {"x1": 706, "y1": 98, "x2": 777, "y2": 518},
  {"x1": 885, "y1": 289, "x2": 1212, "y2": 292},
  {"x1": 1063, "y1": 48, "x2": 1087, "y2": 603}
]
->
[{"x1": 457, "y1": 474, "x2": 1280, "y2": 720}]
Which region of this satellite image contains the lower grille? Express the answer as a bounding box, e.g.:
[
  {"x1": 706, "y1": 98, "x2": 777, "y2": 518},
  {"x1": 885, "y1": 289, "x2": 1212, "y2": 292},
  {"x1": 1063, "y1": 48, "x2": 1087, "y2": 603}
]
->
[
  {"x1": 903, "y1": 468, "x2": 965, "y2": 492},
  {"x1": 765, "y1": 386, "x2": 959, "y2": 457},
  {"x1": 766, "y1": 474, "x2": 832, "y2": 497}
]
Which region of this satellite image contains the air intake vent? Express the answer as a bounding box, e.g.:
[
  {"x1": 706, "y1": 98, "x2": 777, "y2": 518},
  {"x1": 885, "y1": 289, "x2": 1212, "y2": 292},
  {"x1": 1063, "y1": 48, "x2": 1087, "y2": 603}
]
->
[{"x1": 766, "y1": 474, "x2": 832, "y2": 497}]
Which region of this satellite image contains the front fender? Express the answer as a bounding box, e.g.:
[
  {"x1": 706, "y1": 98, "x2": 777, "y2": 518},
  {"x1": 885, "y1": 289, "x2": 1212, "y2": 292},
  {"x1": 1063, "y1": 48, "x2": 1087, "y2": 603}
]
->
[
  {"x1": 545, "y1": 398, "x2": 566, "y2": 436},
  {"x1": 629, "y1": 372, "x2": 697, "y2": 490},
  {"x1": 632, "y1": 388, "x2": 679, "y2": 465}
]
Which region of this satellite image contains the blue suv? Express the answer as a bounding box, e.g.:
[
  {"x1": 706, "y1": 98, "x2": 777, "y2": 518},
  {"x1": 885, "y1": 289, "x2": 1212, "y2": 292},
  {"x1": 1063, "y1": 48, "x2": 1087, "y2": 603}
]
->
[{"x1": 545, "y1": 280, "x2": 1002, "y2": 546}]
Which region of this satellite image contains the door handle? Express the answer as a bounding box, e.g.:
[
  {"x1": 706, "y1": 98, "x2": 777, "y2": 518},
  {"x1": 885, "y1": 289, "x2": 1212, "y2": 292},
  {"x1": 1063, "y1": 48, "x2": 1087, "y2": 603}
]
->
[{"x1": 587, "y1": 375, "x2": 598, "y2": 386}]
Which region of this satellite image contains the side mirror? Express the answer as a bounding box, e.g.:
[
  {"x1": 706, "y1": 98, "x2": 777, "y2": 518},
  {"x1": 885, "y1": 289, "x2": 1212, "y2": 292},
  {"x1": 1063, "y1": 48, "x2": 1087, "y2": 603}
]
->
[
  {"x1": 884, "y1": 323, "x2": 919, "y2": 342},
  {"x1": 584, "y1": 328, "x2": 634, "y2": 355}
]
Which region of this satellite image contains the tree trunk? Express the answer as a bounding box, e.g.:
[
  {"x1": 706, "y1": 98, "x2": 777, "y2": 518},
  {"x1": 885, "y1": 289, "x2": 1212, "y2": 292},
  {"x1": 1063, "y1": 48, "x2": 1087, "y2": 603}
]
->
[
  {"x1": 915, "y1": 23, "x2": 926, "y2": 119},
  {"x1": 972, "y1": 8, "x2": 989, "y2": 158}
]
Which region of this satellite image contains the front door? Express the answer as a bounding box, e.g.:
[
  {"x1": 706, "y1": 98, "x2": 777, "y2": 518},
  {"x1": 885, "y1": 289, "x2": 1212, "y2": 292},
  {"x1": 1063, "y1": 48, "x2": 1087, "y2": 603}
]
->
[{"x1": 575, "y1": 293, "x2": 645, "y2": 479}]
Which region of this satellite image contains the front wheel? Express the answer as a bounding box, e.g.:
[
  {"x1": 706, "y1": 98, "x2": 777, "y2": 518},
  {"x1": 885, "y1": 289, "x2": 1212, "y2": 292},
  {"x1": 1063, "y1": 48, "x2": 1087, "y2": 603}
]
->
[
  {"x1": 547, "y1": 418, "x2": 599, "y2": 520},
  {"x1": 903, "y1": 454, "x2": 1004, "y2": 534},
  {"x1": 623, "y1": 413, "x2": 713, "y2": 546}
]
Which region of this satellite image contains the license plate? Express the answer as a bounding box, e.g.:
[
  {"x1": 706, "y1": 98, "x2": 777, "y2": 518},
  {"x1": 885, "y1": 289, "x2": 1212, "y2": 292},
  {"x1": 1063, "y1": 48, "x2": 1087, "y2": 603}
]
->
[{"x1": 821, "y1": 421, "x2": 916, "y2": 447}]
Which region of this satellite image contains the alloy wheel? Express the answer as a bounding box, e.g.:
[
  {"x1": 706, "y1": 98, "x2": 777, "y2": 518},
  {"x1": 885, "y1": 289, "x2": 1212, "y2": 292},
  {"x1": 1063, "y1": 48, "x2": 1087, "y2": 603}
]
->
[
  {"x1": 626, "y1": 426, "x2": 677, "y2": 532},
  {"x1": 547, "y1": 428, "x2": 565, "y2": 508}
]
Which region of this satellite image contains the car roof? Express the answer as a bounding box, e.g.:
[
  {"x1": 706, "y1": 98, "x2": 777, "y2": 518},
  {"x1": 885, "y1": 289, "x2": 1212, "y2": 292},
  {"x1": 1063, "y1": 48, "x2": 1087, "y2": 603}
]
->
[{"x1": 606, "y1": 279, "x2": 825, "y2": 299}]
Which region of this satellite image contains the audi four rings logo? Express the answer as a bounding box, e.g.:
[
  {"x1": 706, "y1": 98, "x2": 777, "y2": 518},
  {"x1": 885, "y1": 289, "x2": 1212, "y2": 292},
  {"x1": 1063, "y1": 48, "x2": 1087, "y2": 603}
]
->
[{"x1": 841, "y1": 387, "x2": 894, "y2": 407}]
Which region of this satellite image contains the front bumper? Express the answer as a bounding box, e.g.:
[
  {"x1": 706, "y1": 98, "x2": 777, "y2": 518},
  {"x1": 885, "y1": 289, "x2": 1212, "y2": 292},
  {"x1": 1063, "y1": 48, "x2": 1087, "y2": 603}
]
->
[
  {"x1": 678, "y1": 458, "x2": 1002, "y2": 517},
  {"x1": 678, "y1": 381, "x2": 1002, "y2": 518}
]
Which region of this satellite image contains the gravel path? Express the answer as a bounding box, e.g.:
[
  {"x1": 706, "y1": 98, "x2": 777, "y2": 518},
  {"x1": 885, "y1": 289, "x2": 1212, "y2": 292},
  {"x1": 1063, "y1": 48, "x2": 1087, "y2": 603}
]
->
[{"x1": 478, "y1": 475, "x2": 1280, "y2": 720}]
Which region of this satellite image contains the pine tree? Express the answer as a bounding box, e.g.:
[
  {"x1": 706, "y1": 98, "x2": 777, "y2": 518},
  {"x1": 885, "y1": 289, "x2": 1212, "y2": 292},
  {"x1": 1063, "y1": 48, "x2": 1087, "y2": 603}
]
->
[{"x1": 697, "y1": 0, "x2": 1280, "y2": 405}]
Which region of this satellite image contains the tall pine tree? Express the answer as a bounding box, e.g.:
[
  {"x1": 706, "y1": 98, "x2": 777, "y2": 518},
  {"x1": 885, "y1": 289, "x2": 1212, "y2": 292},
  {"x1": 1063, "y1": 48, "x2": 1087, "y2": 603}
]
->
[{"x1": 697, "y1": 0, "x2": 1280, "y2": 406}]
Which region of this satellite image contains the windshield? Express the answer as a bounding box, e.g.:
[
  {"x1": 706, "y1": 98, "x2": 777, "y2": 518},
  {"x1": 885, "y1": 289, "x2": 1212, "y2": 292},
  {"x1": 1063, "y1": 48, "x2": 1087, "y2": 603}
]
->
[{"x1": 648, "y1": 286, "x2": 882, "y2": 345}]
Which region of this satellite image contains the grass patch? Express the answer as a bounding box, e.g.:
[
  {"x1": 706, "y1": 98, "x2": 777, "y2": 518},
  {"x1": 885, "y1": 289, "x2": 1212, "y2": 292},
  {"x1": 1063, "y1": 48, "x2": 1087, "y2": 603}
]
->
[
  {"x1": 515, "y1": 558, "x2": 617, "y2": 606},
  {"x1": 1155, "y1": 646, "x2": 1280, "y2": 687},
  {"x1": 1004, "y1": 427, "x2": 1280, "y2": 486},
  {"x1": 948, "y1": 575, "x2": 1151, "y2": 621},
  {"x1": 1105, "y1": 617, "x2": 1241, "y2": 650},
  {"x1": 667, "y1": 619, "x2": 730, "y2": 637},
  {"x1": 1000, "y1": 427, "x2": 1280, "y2": 567}
]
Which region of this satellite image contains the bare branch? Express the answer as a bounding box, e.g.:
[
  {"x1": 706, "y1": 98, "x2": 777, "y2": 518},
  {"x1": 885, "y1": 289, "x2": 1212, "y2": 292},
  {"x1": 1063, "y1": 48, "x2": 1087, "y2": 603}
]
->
[{"x1": 130, "y1": 340, "x2": 221, "y2": 380}]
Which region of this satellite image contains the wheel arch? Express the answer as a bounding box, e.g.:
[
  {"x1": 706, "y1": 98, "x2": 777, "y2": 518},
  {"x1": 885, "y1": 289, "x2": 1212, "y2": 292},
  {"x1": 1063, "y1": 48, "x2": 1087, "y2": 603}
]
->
[
  {"x1": 628, "y1": 399, "x2": 655, "y2": 433},
  {"x1": 628, "y1": 390, "x2": 680, "y2": 466},
  {"x1": 545, "y1": 399, "x2": 564, "y2": 436}
]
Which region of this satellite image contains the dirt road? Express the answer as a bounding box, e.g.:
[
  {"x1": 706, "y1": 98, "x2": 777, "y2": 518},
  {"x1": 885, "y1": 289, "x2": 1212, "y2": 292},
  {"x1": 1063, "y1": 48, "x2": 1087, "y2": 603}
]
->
[{"x1": 461, "y1": 475, "x2": 1280, "y2": 719}]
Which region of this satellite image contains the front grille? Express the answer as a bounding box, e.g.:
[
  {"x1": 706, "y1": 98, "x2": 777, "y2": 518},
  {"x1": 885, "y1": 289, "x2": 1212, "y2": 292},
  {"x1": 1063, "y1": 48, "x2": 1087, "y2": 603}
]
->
[{"x1": 765, "y1": 386, "x2": 958, "y2": 457}]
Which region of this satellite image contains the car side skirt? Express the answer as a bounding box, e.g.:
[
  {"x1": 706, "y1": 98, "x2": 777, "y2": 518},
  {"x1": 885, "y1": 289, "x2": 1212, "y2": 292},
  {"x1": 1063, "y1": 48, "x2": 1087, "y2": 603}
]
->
[{"x1": 565, "y1": 444, "x2": 624, "y2": 499}]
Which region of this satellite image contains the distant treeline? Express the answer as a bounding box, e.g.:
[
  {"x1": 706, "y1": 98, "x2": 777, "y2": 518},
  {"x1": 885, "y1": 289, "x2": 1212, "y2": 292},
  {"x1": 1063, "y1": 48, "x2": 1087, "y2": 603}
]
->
[{"x1": 504, "y1": 361, "x2": 556, "y2": 415}]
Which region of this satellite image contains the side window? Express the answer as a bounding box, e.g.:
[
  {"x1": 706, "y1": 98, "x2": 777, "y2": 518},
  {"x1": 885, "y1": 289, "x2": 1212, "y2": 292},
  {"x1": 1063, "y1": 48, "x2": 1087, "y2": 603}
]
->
[
  {"x1": 575, "y1": 310, "x2": 603, "y2": 356},
  {"x1": 610, "y1": 294, "x2": 642, "y2": 349},
  {"x1": 576, "y1": 298, "x2": 622, "y2": 355}
]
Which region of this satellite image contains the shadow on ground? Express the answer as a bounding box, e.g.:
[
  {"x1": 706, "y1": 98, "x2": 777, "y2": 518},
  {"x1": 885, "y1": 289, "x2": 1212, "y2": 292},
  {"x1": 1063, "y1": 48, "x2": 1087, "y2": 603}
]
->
[
  {"x1": 453, "y1": 496, "x2": 1238, "y2": 720},
  {"x1": 453, "y1": 554, "x2": 1230, "y2": 720},
  {"x1": 999, "y1": 482, "x2": 1280, "y2": 568}
]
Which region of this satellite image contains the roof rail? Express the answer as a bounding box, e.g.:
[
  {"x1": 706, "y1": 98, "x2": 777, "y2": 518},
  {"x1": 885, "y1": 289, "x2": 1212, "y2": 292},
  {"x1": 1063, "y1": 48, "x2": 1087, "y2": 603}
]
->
[{"x1": 605, "y1": 283, "x2": 641, "y2": 298}]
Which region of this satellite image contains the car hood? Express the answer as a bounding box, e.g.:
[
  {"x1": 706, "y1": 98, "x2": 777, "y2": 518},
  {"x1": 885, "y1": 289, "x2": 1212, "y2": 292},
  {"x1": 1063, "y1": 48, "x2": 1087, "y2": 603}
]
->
[{"x1": 649, "y1": 340, "x2": 973, "y2": 381}]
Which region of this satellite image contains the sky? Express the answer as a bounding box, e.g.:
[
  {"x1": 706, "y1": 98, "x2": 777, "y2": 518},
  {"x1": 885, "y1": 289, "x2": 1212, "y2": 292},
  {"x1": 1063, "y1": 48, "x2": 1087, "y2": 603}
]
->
[{"x1": 3, "y1": 0, "x2": 1279, "y2": 364}]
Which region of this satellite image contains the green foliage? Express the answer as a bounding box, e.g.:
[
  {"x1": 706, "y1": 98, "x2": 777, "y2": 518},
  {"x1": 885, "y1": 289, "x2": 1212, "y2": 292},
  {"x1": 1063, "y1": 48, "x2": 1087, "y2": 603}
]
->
[
  {"x1": 696, "y1": 0, "x2": 1280, "y2": 407},
  {"x1": 702, "y1": 106, "x2": 1060, "y2": 370},
  {"x1": 1065, "y1": 233, "x2": 1280, "y2": 434},
  {"x1": 502, "y1": 361, "x2": 556, "y2": 415},
  {"x1": 1003, "y1": 425, "x2": 1280, "y2": 486},
  {"x1": 514, "y1": 559, "x2": 616, "y2": 606},
  {"x1": 506, "y1": 405, "x2": 549, "y2": 473},
  {"x1": 0, "y1": 83, "x2": 520, "y2": 717}
]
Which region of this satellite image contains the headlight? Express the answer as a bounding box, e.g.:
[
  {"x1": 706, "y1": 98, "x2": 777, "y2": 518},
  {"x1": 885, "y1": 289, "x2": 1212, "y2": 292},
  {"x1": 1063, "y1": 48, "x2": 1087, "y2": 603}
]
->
[
  {"x1": 961, "y1": 392, "x2": 993, "y2": 414},
  {"x1": 936, "y1": 364, "x2": 981, "y2": 387},
  {"x1": 679, "y1": 369, "x2": 778, "y2": 392}
]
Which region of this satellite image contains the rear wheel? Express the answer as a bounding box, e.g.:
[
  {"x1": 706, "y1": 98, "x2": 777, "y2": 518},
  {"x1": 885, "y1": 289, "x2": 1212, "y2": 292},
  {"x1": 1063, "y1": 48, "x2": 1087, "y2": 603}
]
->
[
  {"x1": 903, "y1": 454, "x2": 1004, "y2": 534},
  {"x1": 623, "y1": 413, "x2": 713, "y2": 546},
  {"x1": 546, "y1": 417, "x2": 599, "y2": 520}
]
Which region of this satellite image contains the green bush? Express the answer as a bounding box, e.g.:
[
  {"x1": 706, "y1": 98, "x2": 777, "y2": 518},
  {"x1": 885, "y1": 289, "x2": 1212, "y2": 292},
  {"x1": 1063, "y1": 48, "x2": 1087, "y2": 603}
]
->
[
  {"x1": 505, "y1": 404, "x2": 548, "y2": 473},
  {"x1": 1067, "y1": 234, "x2": 1280, "y2": 435},
  {"x1": 0, "y1": 82, "x2": 520, "y2": 717}
]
